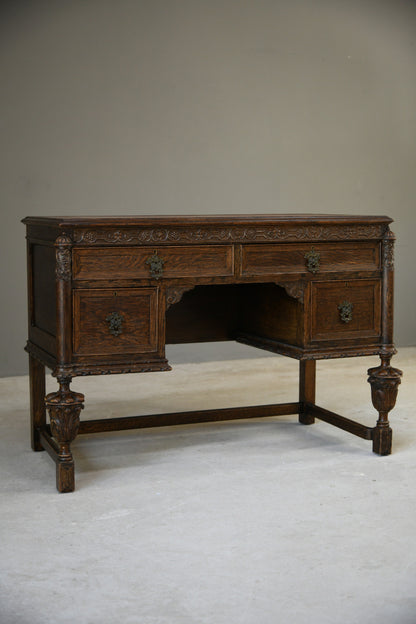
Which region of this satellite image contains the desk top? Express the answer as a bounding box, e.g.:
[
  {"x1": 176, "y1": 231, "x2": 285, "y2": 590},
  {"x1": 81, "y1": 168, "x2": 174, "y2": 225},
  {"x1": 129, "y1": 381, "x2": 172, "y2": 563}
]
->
[
  {"x1": 23, "y1": 214, "x2": 393, "y2": 246},
  {"x1": 23, "y1": 214, "x2": 393, "y2": 227}
]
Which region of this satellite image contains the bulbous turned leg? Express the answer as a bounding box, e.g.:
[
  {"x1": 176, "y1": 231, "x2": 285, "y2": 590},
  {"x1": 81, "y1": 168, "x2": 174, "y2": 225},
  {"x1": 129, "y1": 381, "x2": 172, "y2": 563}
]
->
[
  {"x1": 45, "y1": 377, "x2": 84, "y2": 492},
  {"x1": 368, "y1": 354, "x2": 402, "y2": 456}
]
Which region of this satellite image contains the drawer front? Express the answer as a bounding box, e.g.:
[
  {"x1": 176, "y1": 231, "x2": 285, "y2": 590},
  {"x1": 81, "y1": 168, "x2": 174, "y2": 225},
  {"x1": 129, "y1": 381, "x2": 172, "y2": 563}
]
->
[
  {"x1": 310, "y1": 280, "x2": 381, "y2": 342},
  {"x1": 73, "y1": 288, "x2": 158, "y2": 356},
  {"x1": 73, "y1": 245, "x2": 234, "y2": 280},
  {"x1": 241, "y1": 242, "x2": 380, "y2": 276}
]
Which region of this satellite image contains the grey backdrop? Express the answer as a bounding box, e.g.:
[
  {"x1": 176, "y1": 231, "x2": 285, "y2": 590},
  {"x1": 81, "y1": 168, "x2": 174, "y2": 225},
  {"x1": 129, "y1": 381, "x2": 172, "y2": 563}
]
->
[{"x1": 1, "y1": 0, "x2": 415, "y2": 377}]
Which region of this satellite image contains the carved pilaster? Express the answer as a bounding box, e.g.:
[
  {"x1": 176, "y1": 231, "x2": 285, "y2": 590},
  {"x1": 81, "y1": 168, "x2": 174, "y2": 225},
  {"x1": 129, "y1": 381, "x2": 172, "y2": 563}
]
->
[
  {"x1": 380, "y1": 228, "x2": 396, "y2": 350},
  {"x1": 55, "y1": 233, "x2": 73, "y2": 368},
  {"x1": 55, "y1": 234, "x2": 72, "y2": 281},
  {"x1": 382, "y1": 229, "x2": 395, "y2": 270},
  {"x1": 368, "y1": 354, "x2": 402, "y2": 455}
]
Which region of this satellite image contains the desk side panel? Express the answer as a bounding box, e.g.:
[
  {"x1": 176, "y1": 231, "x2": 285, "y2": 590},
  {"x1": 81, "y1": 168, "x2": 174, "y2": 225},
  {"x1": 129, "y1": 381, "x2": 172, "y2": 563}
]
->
[{"x1": 27, "y1": 241, "x2": 57, "y2": 358}]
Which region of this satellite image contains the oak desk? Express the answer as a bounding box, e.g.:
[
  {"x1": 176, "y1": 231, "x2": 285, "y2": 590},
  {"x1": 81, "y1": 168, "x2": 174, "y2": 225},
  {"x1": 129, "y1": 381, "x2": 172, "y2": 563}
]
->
[{"x1": 23, "y1": 215, "x2": 402, "y2": 492}]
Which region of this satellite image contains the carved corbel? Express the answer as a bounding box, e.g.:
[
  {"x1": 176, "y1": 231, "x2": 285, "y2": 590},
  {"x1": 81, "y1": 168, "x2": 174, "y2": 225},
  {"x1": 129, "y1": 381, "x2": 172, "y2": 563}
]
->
[
  {"x1": 165, "y1": 284, "x2": 195, "y2": 309},
  {"x1": 276, "y1": 281, "x2": 305, "y2": 303}
]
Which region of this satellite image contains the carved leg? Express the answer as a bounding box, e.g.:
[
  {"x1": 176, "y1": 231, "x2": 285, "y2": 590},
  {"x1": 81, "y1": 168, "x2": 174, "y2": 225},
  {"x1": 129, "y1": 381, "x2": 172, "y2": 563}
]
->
[
  {"x1": 299, "y1": 360, "x2": 316, "y2": 425},
  {"x1": 29, "y1": 355, "x2": 46, "y2": 451},
  {"x1": 368, "y1": 353, "x2": 402, "y2": 455},
  {"x1": 45, "y1": 377, "x2": 84, "y2": 492}
]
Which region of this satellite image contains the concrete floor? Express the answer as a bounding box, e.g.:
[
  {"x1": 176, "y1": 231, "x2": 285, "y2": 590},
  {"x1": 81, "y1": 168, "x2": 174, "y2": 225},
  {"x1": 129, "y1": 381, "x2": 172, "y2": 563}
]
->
[{"x1": 1, "y1": 346, "x2": 415, "y2": 624}]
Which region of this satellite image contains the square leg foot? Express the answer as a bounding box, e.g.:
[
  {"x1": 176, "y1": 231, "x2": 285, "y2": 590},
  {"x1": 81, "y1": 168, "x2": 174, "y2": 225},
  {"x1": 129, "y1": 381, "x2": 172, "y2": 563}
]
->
[
  {"x1": 56, "y1": 461, "x2": 75, "y2": 493},
  {"x1": 32, "y1": 438, "x2": 45, "y2": 452},
  {"x1": 299, "y1": 411, "x2": 315, "y2": 425},
  {"x1": 372, "y1": 427, "x2": 392, "y2": 456}
]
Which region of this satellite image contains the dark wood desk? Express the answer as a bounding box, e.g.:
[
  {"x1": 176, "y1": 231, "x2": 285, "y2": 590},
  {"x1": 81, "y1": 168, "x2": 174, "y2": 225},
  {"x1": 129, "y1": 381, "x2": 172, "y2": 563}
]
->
[{"x1": 23, "y1": 215, "x2": 402, "y2": 492}]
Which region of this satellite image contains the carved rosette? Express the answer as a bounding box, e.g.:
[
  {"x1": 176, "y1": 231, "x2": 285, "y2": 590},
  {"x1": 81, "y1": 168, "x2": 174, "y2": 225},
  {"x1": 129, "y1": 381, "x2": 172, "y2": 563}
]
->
[
  {"x1": 46, "y1": 389, "x2": 84, "y2": 460},
  {"x1": 55, "y1": 234, "x2": 72, "y2": 281}
]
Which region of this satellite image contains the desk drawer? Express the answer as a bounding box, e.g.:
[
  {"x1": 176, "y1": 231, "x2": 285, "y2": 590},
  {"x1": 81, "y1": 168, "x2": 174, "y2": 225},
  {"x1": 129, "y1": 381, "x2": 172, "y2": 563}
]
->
[
  {"x1": 241, "y1": 242, "x2": 380, "y2": 276},
  {"x1": 73, "y1": 245, "x2": 234, "y2": 280},
  {"x1": 310, "y1": 280, "x2": 381, "y2": 342},
  {"x1": 73, "y1": 288, "x2": 158, "y2": 356}
]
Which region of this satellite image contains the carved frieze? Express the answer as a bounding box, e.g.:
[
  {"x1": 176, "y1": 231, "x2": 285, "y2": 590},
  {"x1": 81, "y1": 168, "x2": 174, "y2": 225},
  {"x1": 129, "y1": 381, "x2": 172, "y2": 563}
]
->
[{"x1": 72, "y1": 224, "x2": 387, "y2": 246}]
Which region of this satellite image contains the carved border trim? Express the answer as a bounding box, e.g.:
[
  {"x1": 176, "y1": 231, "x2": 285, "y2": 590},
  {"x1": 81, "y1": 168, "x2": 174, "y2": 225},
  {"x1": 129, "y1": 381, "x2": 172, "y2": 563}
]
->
[
  {"x1": 75, "y1": 361, "x2": 172, "y2": 376},
  {"x1": 72, "y1": 224, "x2": 388, "y2": 246},
  {"x1": 25, "y1": 341, "x2": 56, "y2": 369}
]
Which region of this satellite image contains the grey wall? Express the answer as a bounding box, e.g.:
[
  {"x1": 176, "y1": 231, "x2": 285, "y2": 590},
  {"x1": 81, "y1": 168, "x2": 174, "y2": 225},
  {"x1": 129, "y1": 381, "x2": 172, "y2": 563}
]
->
[{"x1": 1, "y1": 0, "x2": 415, "y2": 376}]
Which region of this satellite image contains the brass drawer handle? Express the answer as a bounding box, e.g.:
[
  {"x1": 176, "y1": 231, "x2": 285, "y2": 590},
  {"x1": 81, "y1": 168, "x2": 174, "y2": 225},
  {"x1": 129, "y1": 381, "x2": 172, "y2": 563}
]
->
[
  {"x1": 106, "y1": 311, "x2": 124, "y2": 336},
  {"x1": 304, "y1": 247, "x2": 320, "y2": 274},
  {"x1": 146, "y1": 251, "x2": 165, "y2": 279},
  {"x1": 338, "y1": 301, "x2": 354, "y2": 323}
]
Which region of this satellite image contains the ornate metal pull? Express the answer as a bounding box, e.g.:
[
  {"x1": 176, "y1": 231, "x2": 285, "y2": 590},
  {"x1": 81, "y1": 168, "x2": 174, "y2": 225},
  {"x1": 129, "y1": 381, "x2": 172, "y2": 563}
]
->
[
  {"x1": 146, "y1": 251, "x2": 165, "y2": 279},
  {"x1": 304, "y1": 247, "x2": 320, "y2": 274},
  {"x1": 106, "y1": 311, "x2": 124, "y2": 336},
  {"x1": 338, "y1": 301, "x2": 353, "y2": 323}
]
